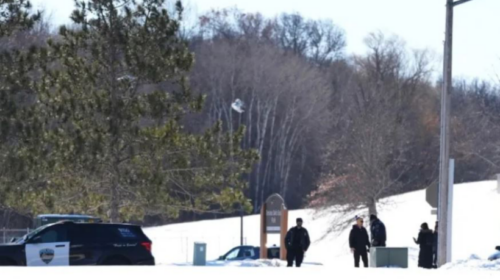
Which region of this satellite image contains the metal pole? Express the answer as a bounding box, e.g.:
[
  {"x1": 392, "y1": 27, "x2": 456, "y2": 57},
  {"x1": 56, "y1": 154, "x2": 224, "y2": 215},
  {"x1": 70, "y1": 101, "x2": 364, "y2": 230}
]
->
[
  {"x1": 437, "y1": 0, "x2": 453, "y2": 267},
  {"x1": 447, "y1": 159, "x2": 455, "y2": 263},
  {"x1": 240, "y1": 206, "x2": 244, "y2": 246},
  {"x1": 437, "y1": 0, "x2": 474, "y2": 267}
]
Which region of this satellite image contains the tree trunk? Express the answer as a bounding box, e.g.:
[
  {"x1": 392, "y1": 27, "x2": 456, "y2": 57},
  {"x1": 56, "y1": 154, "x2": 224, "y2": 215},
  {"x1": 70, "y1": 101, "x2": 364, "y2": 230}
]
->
[
  {"x1": 110, "y1": 182, "x2": 120, "y2": 223},
  {"x1": 367, "y1": 198, "x2": 378, "y2": 216}
]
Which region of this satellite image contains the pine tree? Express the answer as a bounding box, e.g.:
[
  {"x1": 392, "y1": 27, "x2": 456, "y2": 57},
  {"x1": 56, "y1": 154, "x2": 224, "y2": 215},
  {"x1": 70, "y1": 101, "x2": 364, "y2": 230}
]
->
[
  {"x1": 32, "y1": 0, "x2": 257, "y2": 222},
  {"x1": 0, "y1": 0, "x2": 39, "y2": 36},
  {"x1": 0, "y1": 0, "x2": 41, "y2": 212}
]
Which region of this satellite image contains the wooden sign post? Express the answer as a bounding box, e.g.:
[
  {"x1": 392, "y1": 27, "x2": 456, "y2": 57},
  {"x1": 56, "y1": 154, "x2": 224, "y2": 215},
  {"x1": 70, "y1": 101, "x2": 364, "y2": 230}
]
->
[
  {"x1": 260, "y1": 194, "x2": 288, "y2": 260},
  {"x1": 280, "y1": 206, "x2": 288, "y2": 261}
]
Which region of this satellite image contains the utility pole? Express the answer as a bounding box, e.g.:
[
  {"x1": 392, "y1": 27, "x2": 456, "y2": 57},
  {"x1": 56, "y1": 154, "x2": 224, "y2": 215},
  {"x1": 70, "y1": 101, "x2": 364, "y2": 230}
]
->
[
  {"x1": 240, "y1": 206, "x2": 244, "y2": 246},
  {"x1": 437, "y1": 0, "x2": 473, "y2": 267}
]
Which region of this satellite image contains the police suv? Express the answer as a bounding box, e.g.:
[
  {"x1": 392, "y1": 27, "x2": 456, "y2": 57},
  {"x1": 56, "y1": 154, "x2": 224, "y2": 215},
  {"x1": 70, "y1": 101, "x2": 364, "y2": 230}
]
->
[{"x1": 0, "y1": 221, "x2": 155, "y2": 266}]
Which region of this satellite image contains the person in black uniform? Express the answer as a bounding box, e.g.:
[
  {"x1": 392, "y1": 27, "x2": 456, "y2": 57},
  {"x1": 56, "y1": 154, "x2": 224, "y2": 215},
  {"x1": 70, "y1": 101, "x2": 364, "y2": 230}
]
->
[
  {"x1": 370, "y1": 214, "x2": 386, "y2": 247},
  {"x1": 285, "y1": 218, "x2": 310, "y2": 267},
  {"x1": 432, "y1": 221, "x2": 438, "y2": 268},
  {"x1": 349, "y1": 216, "x2": 371, "y2": 268},
  {"x1": 414, "y1": 222, "x2": 434, "y2": 269}
]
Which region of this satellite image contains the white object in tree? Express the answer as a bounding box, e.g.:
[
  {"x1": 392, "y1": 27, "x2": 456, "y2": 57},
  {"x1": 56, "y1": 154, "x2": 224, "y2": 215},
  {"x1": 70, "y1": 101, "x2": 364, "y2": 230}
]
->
[
  {"x1": 231, "y1": 99, "x2": 244, "y2": 113},
  {"x1": 117, "y1": 75, "x2": 136, "y2": 81}
]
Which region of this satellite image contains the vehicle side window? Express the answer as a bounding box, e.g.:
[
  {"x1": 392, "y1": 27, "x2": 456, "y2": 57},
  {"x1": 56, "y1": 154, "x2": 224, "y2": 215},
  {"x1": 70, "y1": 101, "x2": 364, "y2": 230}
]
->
[
  {"x1": 117, "y1": 227, "x2": 137, "y2": 239},
  {"x1": 225, "y1": 248, "x2": 240, "y2": 260},
  {"x1": 70, "y1": 225, "x2": 93, "y2": 244},
  {"x1": 69, "y1": 225, "x2": 145, "y2": 244},
  {"x1": 242, "y1": 248, "x2": 255, "y2": 258},
  {"x1": 71, "y1": 225, "x2": 117, "y2": 244},
  {"x1": 35, "y1": 225, "x2": 68, "y2": 243}
]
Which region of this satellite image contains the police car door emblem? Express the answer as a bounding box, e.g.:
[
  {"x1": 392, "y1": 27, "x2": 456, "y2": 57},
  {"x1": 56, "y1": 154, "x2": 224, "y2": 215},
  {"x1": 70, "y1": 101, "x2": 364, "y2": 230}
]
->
[{"x1": 39, "y1": 248, "x2": 55, "y2": 264}]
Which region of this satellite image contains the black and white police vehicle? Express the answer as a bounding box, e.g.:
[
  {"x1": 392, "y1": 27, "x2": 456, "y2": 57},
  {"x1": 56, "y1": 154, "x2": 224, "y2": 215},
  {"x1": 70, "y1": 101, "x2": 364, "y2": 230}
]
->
[{"x1": 0, "y1": 221, "x2": 154, "y2": 266}]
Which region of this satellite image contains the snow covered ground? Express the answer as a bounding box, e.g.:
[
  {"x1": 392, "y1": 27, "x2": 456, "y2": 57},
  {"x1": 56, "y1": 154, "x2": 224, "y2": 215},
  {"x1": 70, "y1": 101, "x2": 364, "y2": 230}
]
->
[
  {"x1": 144, "y1": 180, "x2": 500, "y2": 269},
  {"x1": 1, "y1": 265, "x2": 500, "y2": 280},
  {"x1": 442, "y1": 255, "x2": 500, "y2": 270},
  {"x1": 1, "y1": 181, "x2": 498, "y2": 279}
]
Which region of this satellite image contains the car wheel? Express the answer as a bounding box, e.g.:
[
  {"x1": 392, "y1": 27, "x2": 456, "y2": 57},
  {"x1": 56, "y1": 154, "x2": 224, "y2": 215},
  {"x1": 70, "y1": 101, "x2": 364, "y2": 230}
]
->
[{"x1": 102, "y1": 257, "x2": 130, "y2": 266}]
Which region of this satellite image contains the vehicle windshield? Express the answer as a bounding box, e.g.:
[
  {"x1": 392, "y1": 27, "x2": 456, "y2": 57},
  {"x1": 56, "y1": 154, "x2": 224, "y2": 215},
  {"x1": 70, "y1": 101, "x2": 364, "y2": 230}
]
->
[
  {"x1": 17, "y1": 224, "x2": 50, "y2": 243},
  {"x1": 225, "y1": 248, "x2": 240, "y2": 260}
]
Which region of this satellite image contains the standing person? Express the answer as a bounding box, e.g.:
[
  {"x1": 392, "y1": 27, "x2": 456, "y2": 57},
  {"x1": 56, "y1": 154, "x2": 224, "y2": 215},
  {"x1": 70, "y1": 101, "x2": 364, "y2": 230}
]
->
[
  {"x1": 370, "y1": 214, "x2": 387, "y2": 247},
  {"x1": 414, "y1": 222, "x2": 434, "y2": 269},
  {"x1": 285, "y1": 218, "x2": 311, "y2": 267},
  {"x1": 349, "y1": 216, "x2": 371, "y2": 268},
  {"x1": 432, "y1": 221, "x2": 438, "y2": 269}
]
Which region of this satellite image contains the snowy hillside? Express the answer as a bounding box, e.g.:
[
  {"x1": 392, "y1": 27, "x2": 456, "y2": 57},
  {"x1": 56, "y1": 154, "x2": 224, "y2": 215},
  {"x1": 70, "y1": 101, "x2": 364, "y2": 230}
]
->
[{"x1": 144, "y1": 180, "x2": 500, "y2": 268}]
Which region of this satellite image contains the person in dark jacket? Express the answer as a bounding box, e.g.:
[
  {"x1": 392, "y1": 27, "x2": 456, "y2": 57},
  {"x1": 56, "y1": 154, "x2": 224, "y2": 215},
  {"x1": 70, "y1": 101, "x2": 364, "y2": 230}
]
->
[
  {"x1": 285, "y1": 218, "x2": 311, "y2": 267},
  {"x1": 370, "y1": 214, "x2": 386, "y2": 247},
  {"x1": 349, "y1": 216, "x2": 371, "y2": 268},
  {"x1": 414, "y1": 222, "x2": 434, "y2": 269},
  {"x1": 432, "y1": 221, "x2": 438, "y2": 269}
]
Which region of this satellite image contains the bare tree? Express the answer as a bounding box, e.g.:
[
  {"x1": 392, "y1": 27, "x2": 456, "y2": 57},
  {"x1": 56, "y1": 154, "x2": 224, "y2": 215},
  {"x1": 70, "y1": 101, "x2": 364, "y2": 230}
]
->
[
  {"x1": 274, "y1": 12, "x2": 345, "y2": 65},
  {"x1": 451, "y1": 80, "x2": 500, "y2": 179},
  {"x1": 311, "y1": 32, "x2": 435, "y2": 232},
  {"x1": 189, "y1": 9, "x2": 339, "y2": 211}
]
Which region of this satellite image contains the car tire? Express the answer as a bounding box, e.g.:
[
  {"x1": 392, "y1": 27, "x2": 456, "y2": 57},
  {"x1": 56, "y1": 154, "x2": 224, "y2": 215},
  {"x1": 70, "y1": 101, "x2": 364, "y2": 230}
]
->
[{"x1": 102, "y1": 257, "x2": 130, "y2": 266}]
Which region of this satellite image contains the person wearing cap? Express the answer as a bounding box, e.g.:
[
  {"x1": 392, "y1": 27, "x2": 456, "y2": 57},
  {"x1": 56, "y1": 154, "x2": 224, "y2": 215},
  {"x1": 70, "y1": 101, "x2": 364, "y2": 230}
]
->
[
  {"x1": 369, "y1": 214, "x2": 387, "y2": 247},
  {"x1": 349, "y1": 216, "x2": 371, "y2": 268},
  {"x1": 284, "y1": 218, "x2": 311, "y2": 267}
]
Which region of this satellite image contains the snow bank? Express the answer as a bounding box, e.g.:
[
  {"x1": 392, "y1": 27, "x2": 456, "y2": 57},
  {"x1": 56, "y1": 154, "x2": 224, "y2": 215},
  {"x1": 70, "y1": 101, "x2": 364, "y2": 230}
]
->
[
  {"x1": 171, "y1": 259, "x2": 285, "y2": 267},
  {"x1": 208, "y1": 259, "x2": 285, "y2": 267},
  {"x1": 2, "y1": 266, "x2": 500, "y2": 280},
  {"x1": 441, "y1": 254, "x2": 500, "y2": 270},
  {"x1": 172, "y1": 259, "x2": 322, "y2": 267}
]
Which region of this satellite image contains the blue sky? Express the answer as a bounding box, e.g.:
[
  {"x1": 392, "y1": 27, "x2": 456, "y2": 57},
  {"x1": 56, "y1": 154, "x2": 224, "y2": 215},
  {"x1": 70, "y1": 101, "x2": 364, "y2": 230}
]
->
[{"x1": 31, "y1": 0, "x2": 500, "y2": 81}]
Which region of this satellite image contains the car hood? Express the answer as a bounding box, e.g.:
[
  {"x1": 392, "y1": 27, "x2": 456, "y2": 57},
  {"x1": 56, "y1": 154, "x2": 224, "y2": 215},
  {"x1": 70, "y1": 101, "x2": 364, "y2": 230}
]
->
[
  {"x1": 0, "y1": 243, "x2": 23, "y2": 254},
  {"x1": 0, "y1": 243, "x2": 23, "y2": 249}
]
